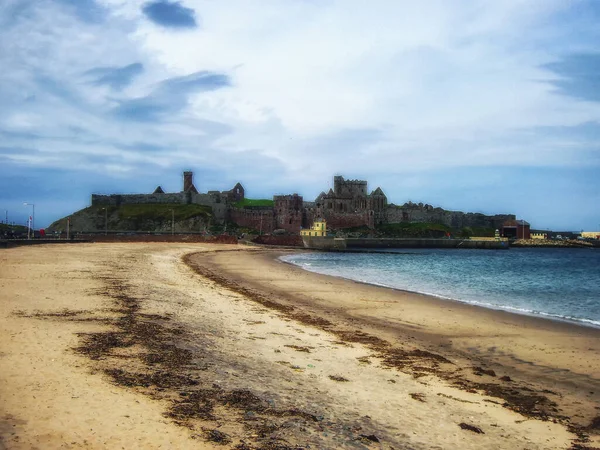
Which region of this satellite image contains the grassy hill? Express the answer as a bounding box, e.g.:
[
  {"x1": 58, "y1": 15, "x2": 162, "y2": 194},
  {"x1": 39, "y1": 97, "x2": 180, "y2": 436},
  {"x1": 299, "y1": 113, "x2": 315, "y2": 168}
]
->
[{"x1": 48, "y1": 204, "x2": 213, "y2": 234}]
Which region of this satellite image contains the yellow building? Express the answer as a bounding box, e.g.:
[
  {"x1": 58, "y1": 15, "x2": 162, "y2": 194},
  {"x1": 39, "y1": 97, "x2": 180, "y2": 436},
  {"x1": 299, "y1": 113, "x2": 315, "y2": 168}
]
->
[
  {"x1": 581, "y1": 231, "x2": 600, "y2": 240},
  {"x1": 531, "y1": 232, "x2": 547, "y2": 240},
  {"x1": 300, "y1": 219, "x2": 327, "y2": 237}
]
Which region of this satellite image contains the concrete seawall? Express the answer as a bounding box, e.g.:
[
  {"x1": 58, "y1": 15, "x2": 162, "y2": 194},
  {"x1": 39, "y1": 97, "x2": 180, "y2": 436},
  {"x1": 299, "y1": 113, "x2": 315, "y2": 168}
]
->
[
  {"x1": 0, "y1": 239, "x2": 92, "y2": 249},
  {"x1": 301, "y1": 237, "x2": 347, "y2": 250},
  {"x1": 347, "y1": 238, "x2": 508, "y2": 249},
  {"x1": 302, "y1": 237, "x2": 508, "y2": 250}
]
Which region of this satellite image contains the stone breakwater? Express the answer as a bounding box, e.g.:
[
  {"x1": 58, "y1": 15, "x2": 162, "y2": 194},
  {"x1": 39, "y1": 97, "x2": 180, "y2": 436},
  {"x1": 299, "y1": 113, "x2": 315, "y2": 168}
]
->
[{"x1": 512, "y1": 239, "x2": 593, "y2": 248}]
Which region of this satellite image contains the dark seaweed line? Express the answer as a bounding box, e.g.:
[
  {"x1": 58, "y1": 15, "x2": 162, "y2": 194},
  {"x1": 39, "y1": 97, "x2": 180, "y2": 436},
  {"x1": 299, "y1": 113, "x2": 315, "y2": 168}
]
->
[{"x1": 69, "y1": 266, "x2": 374, "y2": 449}]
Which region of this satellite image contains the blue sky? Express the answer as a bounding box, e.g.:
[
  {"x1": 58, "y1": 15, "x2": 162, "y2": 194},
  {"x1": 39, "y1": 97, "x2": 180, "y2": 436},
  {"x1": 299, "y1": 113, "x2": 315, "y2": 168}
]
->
[{"x1": 1, "y1": 0, "x2": 599, "y2": 231}]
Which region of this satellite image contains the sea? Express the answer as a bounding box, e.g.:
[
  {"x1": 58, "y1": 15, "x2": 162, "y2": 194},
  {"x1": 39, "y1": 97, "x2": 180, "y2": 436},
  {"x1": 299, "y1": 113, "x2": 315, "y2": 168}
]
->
[{"x1": 280, "y1": 247, "x2": 600, "y2": 329}]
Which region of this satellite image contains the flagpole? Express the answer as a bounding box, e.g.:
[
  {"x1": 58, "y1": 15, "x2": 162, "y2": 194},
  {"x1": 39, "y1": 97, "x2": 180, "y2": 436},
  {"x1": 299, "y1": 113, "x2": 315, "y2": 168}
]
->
[{"x1": 23, "y1": 202, "x2": 35, "y2": 239}]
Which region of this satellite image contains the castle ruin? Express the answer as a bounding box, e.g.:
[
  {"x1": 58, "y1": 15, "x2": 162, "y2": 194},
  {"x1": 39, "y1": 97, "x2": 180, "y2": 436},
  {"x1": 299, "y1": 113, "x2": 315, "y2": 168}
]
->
[{"x1": 91, "y1": 172, "x2": 515, "y2": 233}]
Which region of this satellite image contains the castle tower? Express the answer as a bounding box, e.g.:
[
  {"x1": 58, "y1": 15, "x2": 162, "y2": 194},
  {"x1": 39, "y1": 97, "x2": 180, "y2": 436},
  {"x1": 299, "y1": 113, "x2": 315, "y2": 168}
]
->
[
  {"x1": 333, "y1": 176, "x2": 344, "y2": 196},
  {"x1": 183, "y1": 171, "x2": 198, "y2": 194},
  {"x1": 273, "y1": 194, "x2": 303, "y2": 232}
]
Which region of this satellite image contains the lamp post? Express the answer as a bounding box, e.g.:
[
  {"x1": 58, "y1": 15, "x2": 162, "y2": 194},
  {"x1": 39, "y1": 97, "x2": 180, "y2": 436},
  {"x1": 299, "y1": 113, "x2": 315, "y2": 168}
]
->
[
  {"x1": 3, "y1": 210, "x2": 7, "y2": 224},
  {"x1": 23, "y1": 203, "x2": 34, "y2": 239}
]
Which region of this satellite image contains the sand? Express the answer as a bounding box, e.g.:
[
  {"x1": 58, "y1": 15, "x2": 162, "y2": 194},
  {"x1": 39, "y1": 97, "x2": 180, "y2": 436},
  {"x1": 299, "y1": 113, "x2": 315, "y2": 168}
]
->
[{"x1": 1, "y1": 243, "x2": 598, "y2": 449}]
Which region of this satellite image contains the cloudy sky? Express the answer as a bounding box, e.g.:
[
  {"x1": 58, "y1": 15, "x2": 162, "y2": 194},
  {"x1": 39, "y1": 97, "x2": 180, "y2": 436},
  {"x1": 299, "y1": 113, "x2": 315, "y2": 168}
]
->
[{"x1": 1, "y1": 0, "x2": 599, "y2": 230}]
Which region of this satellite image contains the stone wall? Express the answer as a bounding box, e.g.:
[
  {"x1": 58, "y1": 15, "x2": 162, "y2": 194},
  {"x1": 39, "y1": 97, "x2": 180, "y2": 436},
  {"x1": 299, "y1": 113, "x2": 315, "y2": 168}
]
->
[
  {"x1": 334, "y1": 176, "x2": 367, "y2": 196},
  {"x1": 191, "y1": 192, "x2": 226, "y2": 222},
  {"x1": 386, "y1": 204, "x2": 515, "y2": 229},
  {"x1": 274, "y1": 194, "x2": 303, "y2": 232},
  {"x1": 275, "y1": 210, "x2": 303, "y2": 233},
  {"x1": 304, "y1": 208, "x2": 373, "y2": 230},
  {"x1": 346, "y1": 238, "x2": 508, "y2": 250},
  {"x1": 91, "y1": 193, "x2": 185, "y2": 206},
  {"x1": 83, "y1": 234, "x2": 237, "y2": 244},
  {"x1": 252, "y1": 235, "x2": 303, "y2": 247},
  {"x1": 229, "y1": 208, "x2": 275, "y2": 233},
  {"x1": 327, "y1": 211, "x2": 373, "y2": 229}
]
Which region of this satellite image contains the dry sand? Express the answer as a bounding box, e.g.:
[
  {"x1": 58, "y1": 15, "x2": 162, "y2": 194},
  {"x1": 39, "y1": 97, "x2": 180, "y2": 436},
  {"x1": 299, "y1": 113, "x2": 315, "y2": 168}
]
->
[{"x1": 1, "y1": 243, "x2": 599, "y2": 449}]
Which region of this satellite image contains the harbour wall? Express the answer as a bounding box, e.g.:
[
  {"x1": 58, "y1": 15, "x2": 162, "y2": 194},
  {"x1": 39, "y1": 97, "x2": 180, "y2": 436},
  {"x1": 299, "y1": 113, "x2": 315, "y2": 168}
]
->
[
  {"x1": 0, "y1": 239, "x2": 92, "y2": 248},
  {"x1": 301, "y1": 237, "x2": 508, "y2": 250},
  {"x1": 302, "y1": 237, "x2": 348, "y2": 250},
  {"x1": 346, "y1": 238, "x2": 508, "y2": 249}
]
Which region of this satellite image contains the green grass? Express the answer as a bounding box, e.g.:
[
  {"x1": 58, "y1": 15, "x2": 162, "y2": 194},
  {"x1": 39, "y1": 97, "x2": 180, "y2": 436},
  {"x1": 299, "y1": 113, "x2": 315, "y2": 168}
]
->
[
  {"x1": 112, "y1": 204, "x2": 212, "y2": 230},
  {"x1": 233, "y1": 198, "x2": 274, "y2": 208},
  {"x1": 114, "y1": 204, "x2": 212, "y2": 221},
  {"x1": 48, "y1": 204, "x2": 213, "y2": 232}
]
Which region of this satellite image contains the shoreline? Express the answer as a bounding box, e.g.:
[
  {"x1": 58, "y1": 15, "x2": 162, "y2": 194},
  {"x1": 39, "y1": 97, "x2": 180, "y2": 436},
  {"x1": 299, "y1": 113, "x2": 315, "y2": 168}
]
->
[
  {"x1": 186, "y1": 248, "x2": 600, "y2": 433},
  {"x1": 278, "y1": 253, "x2": 600, "y2": 330},
  {"x1": 227, "y1": 247, "x2": 600, "y2": 347},
  {"x1": 270, "y1": 248, "x2": 600, "y2": 344}
]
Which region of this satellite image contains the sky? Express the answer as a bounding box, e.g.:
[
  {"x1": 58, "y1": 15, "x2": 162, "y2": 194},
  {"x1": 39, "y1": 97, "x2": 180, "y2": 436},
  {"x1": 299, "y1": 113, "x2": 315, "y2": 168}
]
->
[{"x1": 1, "y1": 0, "x2": 599, "y2": 231}]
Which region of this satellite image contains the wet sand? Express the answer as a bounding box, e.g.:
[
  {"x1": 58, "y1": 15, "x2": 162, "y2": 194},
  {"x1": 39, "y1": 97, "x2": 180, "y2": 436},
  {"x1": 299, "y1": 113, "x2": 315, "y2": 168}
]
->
[{"x1": 1, "y1": 243, "x2": 598, "y2": 449}]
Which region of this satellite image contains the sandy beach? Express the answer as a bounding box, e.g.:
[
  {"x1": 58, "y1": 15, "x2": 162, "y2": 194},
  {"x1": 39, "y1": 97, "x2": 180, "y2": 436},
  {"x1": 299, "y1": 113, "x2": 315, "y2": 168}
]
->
[{"x1": 1, "y1": 243, "x2": 599, "y2": 449}]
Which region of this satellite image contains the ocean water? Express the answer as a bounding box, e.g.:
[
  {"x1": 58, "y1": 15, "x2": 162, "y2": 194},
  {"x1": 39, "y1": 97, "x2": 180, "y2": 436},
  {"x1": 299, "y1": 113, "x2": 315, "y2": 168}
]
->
[{"x1": 280, "y1": 248, "x2": 600, "y2": 328}]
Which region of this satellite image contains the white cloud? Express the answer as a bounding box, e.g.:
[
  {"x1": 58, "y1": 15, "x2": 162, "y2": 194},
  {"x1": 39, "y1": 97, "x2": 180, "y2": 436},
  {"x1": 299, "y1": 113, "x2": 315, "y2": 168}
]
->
[
  {"x1": 97, "y1": 0, "x2": 599, "y2": 174},
  {"x1": 133, "y1": 2, "x2": 586, "y2": 128}
]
